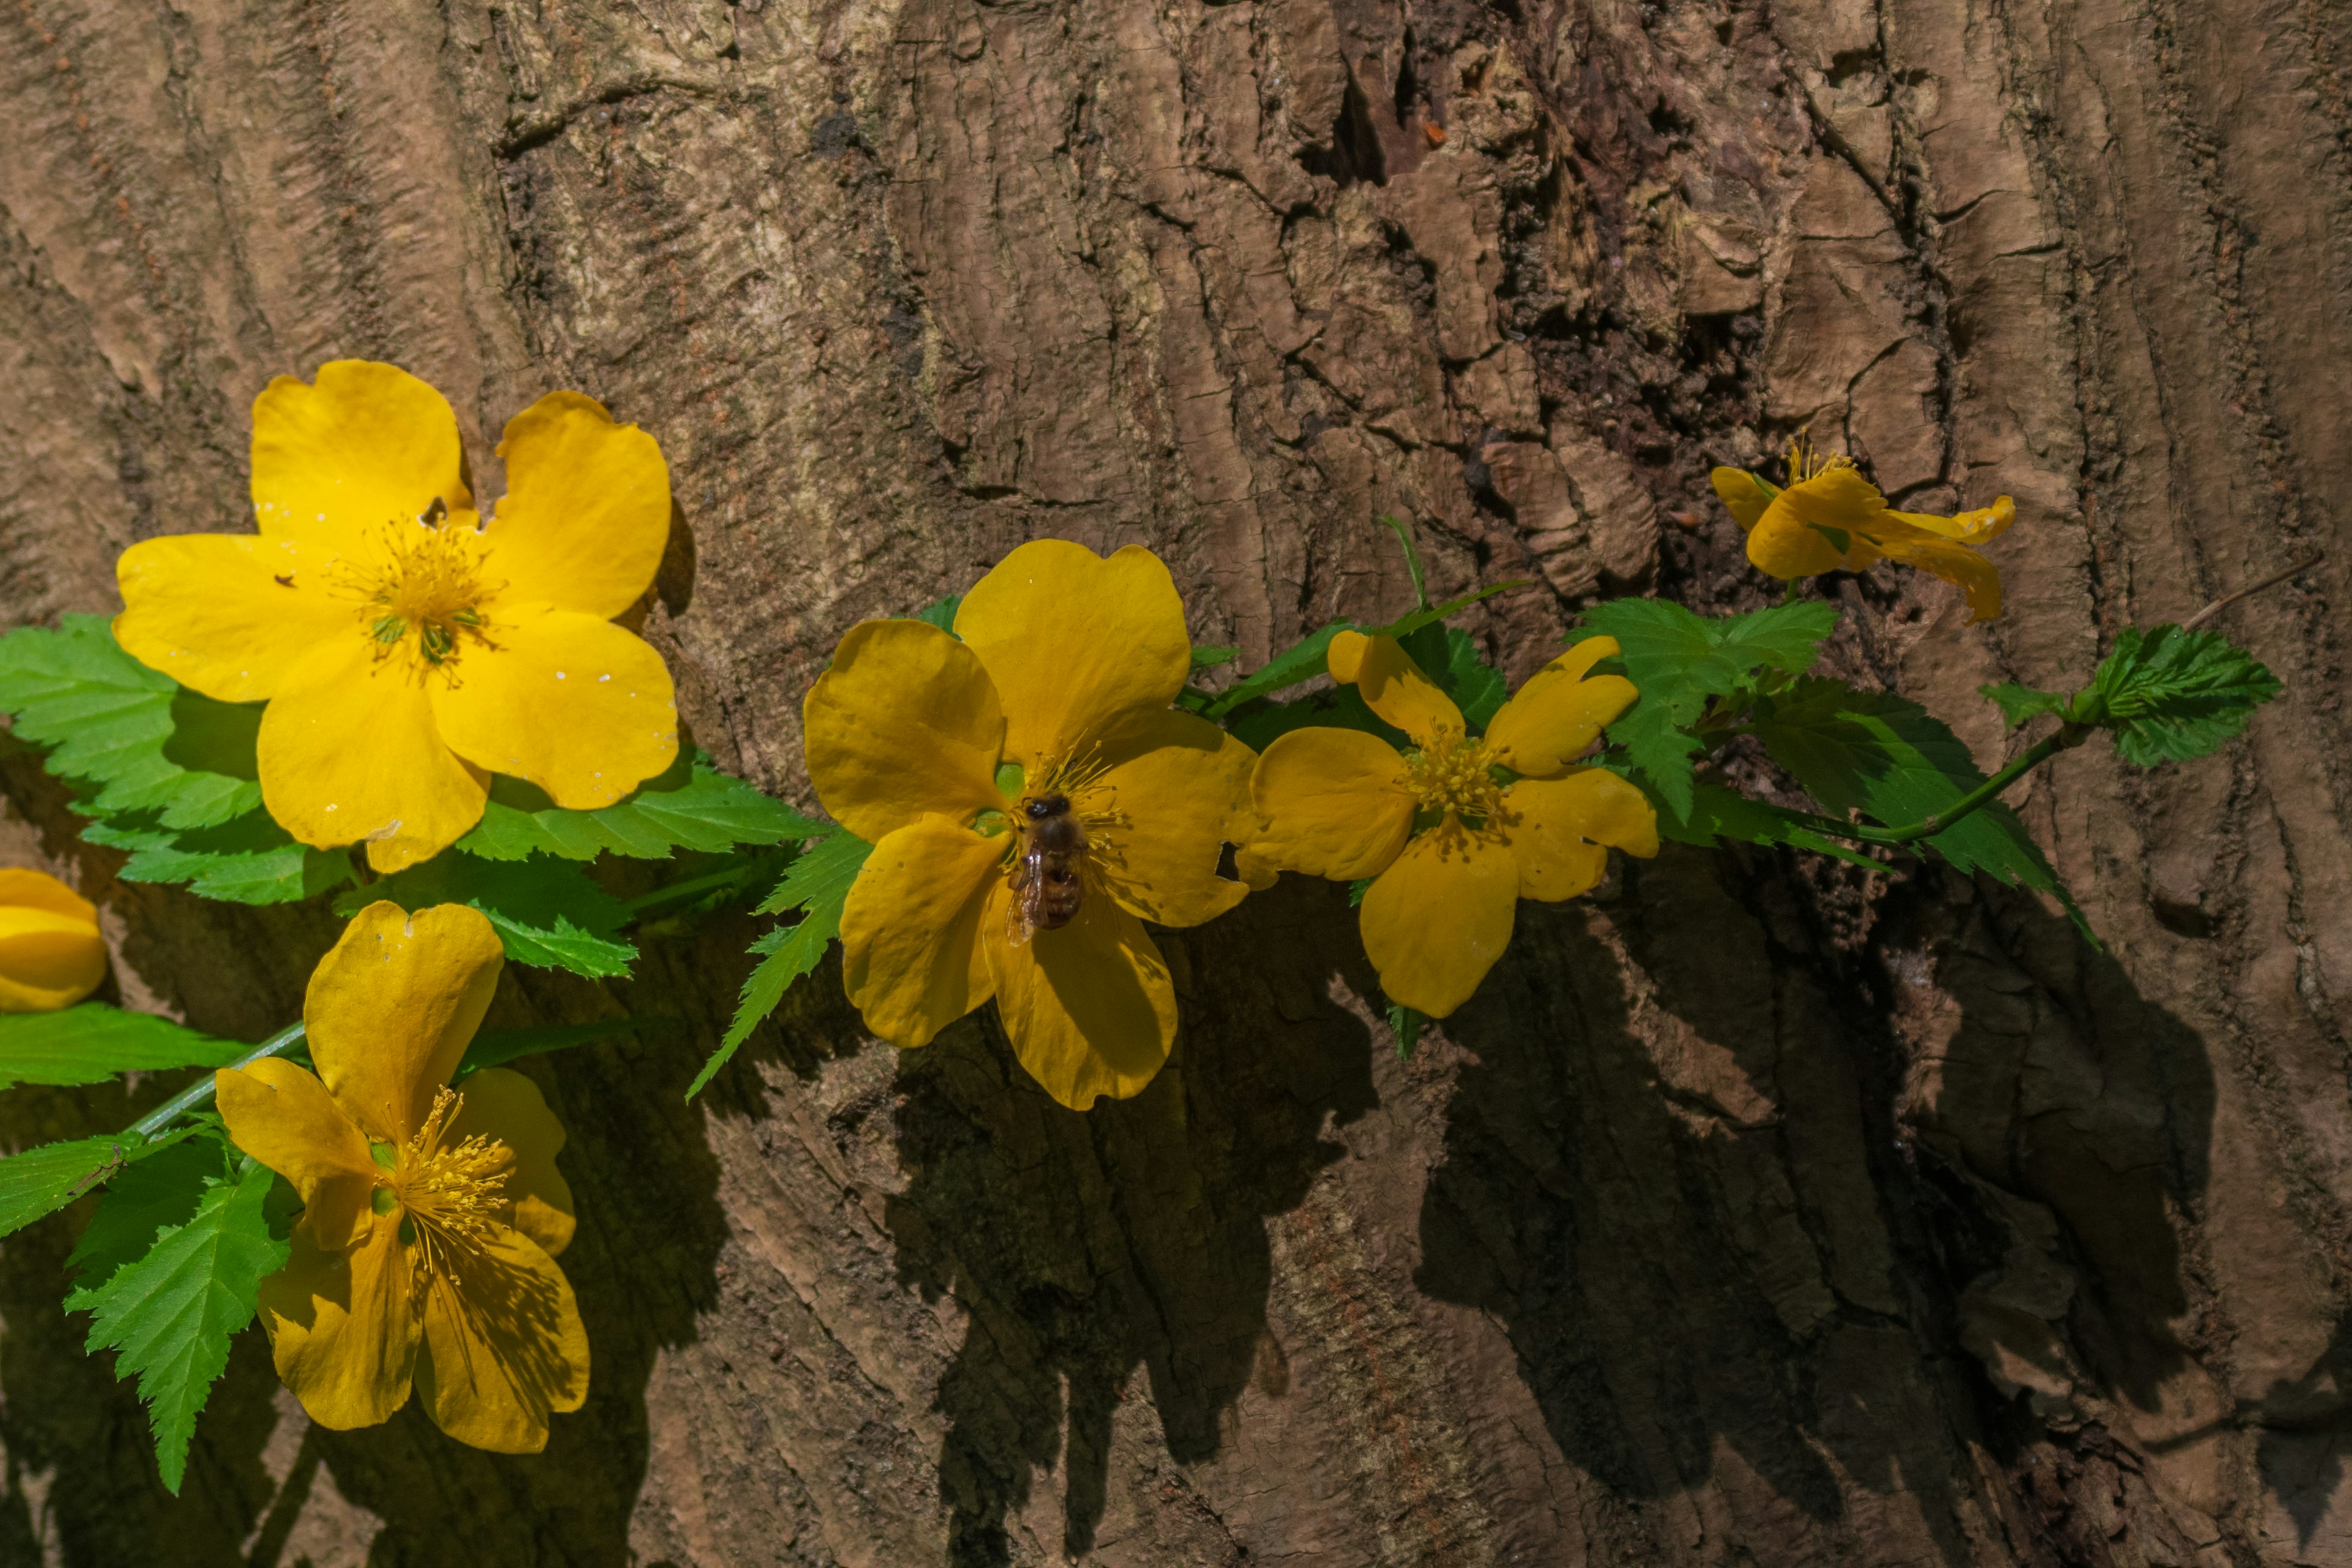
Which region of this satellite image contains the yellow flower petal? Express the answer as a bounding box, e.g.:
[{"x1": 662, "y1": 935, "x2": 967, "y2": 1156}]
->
[
  {"x1": 1711, "y1": 466, "x2": 1777, "y2": 531},
  {"x1": 304, "y1": 902, "x2": 504, "y2": 1146},
  {"x1": 1482, "y1": 638, "x2": 1639, "y2": 778},
  {"x1": 216, "y1": 1058, "x2": 378, "y2": 1251},
  {"x1": 1888, "y1": 494, "x2": 2015, "y2": 545},
  {"x1": 1359, "y1": 820, "x2": 1518, "y2": 1018},
  {"x1": 1329, "y1": 631, "x2": 1463, "y2": 745},
  {"x1": 1503, "y1": 769, "x2": 1660, "y2": 901},
  {"x1": 986, "y1": 884, "x2": 1176, "y2": 1109},
  {"x1": 1871, "y1": 531, "x2": 2007, "y2": 622},
  {"x1": 446, "y1": 1068, "x2": 575, "y2": 1259},
  {"x1": 413, "y1": 1224, "x2": 589, "y2": 1454},
  {"x1": 113, "y1": 533, "x2": 350, "y2": 704},
  {"x1": 250, "y1": 361, "x2": 470, "y2": 554},
  {"x1": 1746, "y1": 472, "x2": 1869, "y2": 581},
  {"x1": 840, "y1": 816, "x2": 1003, "y2": 1049},
  {"x1": 1087, "y1": 710, "x2": 1255, "y2": 928},
  {"x1": 256, "y1": 636, "x2": 489, "y2": 872},
  {"x1": 1248, "y1": 727, "x2": 1415, "y2": 881},
  {"x1": 262, "y1": 1212, "x2": 420, "y2": 1432},
  {"x1": 0, "y1": 871, "x2": 107, "y2": 1013},
  {"x1": 952, "y1": 541, "x2": 1191, "y2": 769},
  {"x1": 481, "y1": 392, "x2": 671, "y2": 619},
  {"x1": 804, "y1": 619, "x2": 1009, "y2": 843},
  {"x1": 429, "y1": 606, "x2": 677, "y2": 810}
]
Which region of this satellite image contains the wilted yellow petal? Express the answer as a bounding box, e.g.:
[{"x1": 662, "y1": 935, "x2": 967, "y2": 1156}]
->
[
  {"x1": 1328, "y1": 631, "x2": 1463, "y2": 746},
  {"x1": 446, "y1": 1068, "x2": 575, "y2": 1259},
  {"x1": 1503, "y1": 769, "x2": 1659, "y2": 901},
  {"x1": 1872, "y1": 530, "x2": 2007, "y2": 622},
  {"x1": 255, "y1": 636, "x2": 488, "y2": 872},
  {"x1": 305, "y1": 902, "x2": 504, "y2": 1146},
  {"x1": 262, "y1": 1213, "x2": 419, "y2": 1433},
  {"x1": 986, "y1": 886, "x2": 1176, "y2": 1109},
  {"x1": 1087, "y1": 710, "x2": 1255, "y2": 928},
  {"x1": 1711, "y1": 467, "x2": 1777, "y2": 532},
  {"x1": 1358, "y1": 820, "x2": 1518, "y2": 1018},
  {"x1": 414, "y1": 1224, "x2": 589, "y2": 1454},
  {"x1": 215, "y1": 1058, "x2": 377, "y2": 1251},
  {"x1": 1483, "y1": 638, "x2": 1638, "y2": 779},
  {"x1": 804, "y1": 619, "x2": 1009, "y2": 844},
  {"x1": 1248, "y1": 726, "x2": 1415, "y2": 881},
  {"x1": 840, "y1": 815, "x2": 1002, "y2": 1049},
  {"x1": 429, "y1": 605, "x2": 677, "y2": 810},
  {"x1": 0, "y1": 870, "x2": 107, "y2": 1013},
  {"x1": 249, "y1": 361, "x2": 469, "y2": 556},
  {"x1": 113, "y1": 533, "x2": 349, "y2": 704},
  {"x1": 1888, "y1": 494, "x2": 2015, "y2": 545},
  {"x1": 481, "y1": 392, "x2": 671, "y2": 619},
  {"x1": 954, "y1": 541, "x2": 1191, "y2": 769}
]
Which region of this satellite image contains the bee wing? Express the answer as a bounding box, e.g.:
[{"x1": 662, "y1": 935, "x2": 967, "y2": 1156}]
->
[{"x1": 1004, "y1": 841, "x2": 1041, "y2": 948}]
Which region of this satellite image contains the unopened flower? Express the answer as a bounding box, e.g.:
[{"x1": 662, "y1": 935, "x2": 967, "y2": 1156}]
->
[
  {"x1": 115, "y1": 361, "x2": 679, "y2": 871},
  {"x1": 215, "y1": 902, "x2": 586, "y2": 1453},
  {"x1": 802, "y1": 540, "x2": 1254, "y2": 1109},
  {"x1": 1250, "y1": 632, "x2": 1657, "y2": 1017},
  {"x1": 1714, "y1": 437, "x2": 2015, "y2": 620},
  {"x1": 0, "y1": 869, "x2": 107, "y2": 1012}
]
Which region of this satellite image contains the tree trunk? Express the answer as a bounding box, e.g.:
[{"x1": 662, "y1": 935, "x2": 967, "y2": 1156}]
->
[{"x1": 2, "y1": 0, "x2": 2349, "y2": 1562}]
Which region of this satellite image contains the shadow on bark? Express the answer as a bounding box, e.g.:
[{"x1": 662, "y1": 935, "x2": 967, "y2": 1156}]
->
[{"x1": 884, "y1": 876, "x2": 1381, "y2": 1566}]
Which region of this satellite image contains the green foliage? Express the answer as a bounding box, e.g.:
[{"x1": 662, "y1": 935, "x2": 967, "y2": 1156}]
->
[
  {"x1": 1436, "y1": 627, "x2": 1509, "y2": 731},
  {"x1": 83, "y1": 813, "x2": 343, "y2": 904},
  {"x1": 65, "y1": 1150, "x2": 288, "y2": 1493},
  {"x1": 460, "y1": 752, "x2": 823, "y2": 862},
  {"x1": 64, "y1": 1137, "x2": 220, "y2": 1288},
  {"x1": 911, "y1": 595, "x2": 962, "y2": 633},
  {"x1": 0, "y1": 1005, "x2": 243, "y2": 1091},
  {"x1": 2072, "y1": 624, "x2": 2282, "y2": 765},
  {"x1": 698, "y1": 829, "x2": 875, "y2": 1098},
  {"x1": 349, "y1": 854, "x2": 637, "y2": 979},
  {"x1": 1982, "y1": 682, "x2": 2069, "y2": 728},
  {"x1": 1574, "y1": 598, "x2": 1839, "y2": 817},
  {"x1": 1387, "y1": 1001, "x2": 1425, "y2": 1061},
  {"x1": 1191, "y1": 644, "x2": 1238, "y2": 669},
  {"x1": 1206, "y1": 624, "x2": 1356, "y2": 717},
  {"x1": 458, "y1": 1019, "x2": 651, "y2": 1077},
  {"x1": 1752, "y1": 679, "x2": 2086, "y2": 927},
  {"x1": 0, "y1": 1128, "x2": 200, "y2": 1241},
  {"x1": 1640, "y1": 780, "x2": 1883, "y2": 870}
]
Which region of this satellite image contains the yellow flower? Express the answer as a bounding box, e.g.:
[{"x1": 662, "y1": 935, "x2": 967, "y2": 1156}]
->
[
  {"x1": 114, "y1": 361, "x2": 679, "y2": 872},
  {"x1": 215, "y1": 902, "x2": 586, "y2": 1453},
  {"x1": 1250, "y1": 632, "x2": 1658, "y2": 1018},
  {"x1": 1714, "y1": 437, "x2": 2016, "y2": 621},
  {"x1": 802, "y1": 540, "x2": 1256, "y2": 1109},
  {"x1": 0, "y1": 869, "x2": 107, "y2": 1012}
]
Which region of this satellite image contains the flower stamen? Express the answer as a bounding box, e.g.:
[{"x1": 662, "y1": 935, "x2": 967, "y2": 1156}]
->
[
  {"x1": 333, "y1": 511, "x2": 500, "y2": 679},
  {"x1": 1406, "y1": 731, "x2": 1504, "y2": 826},
  {"x1": 385, "y1": 1087, "x2": 511, "y2": 1296}
]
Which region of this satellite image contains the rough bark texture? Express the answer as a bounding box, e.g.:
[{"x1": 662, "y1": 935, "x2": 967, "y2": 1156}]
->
[{"x1": 0, "y1": 0, "x2": 2348, "y2": 1562}]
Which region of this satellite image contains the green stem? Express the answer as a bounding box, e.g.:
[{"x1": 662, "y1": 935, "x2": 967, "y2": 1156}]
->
[
  {"x1": 129, "y1": 1022, "x2": 307, "y2": 1142},
  {"x1": 619, "y1": 859, "x2": 771, "y2": 920},
  {"x1": 1783, "y1": 724, "x2": 2089, "y2": 849}
]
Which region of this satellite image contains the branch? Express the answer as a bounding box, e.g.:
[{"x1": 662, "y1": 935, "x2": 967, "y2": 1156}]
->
[{"x1": 2183, "y1": 549, "x2": 2324, "y2": 631}]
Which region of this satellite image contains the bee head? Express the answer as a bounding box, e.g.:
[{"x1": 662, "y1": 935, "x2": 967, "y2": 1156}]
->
[{"x1": 1025, "y1": 794, "x2": 1070, "y2": 821}]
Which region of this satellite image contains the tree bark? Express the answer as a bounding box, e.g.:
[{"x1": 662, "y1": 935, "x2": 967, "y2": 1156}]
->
[{"x1": 1, "y1": 0, "x2": 2348, "y2": 1562}]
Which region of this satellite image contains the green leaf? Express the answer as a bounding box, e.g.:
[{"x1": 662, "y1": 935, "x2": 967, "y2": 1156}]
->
[
  {"x1": 458, "y1": 1018, "x2": 650, "y2": 1076},
  {"x1": 1752, "y1": 679, "x2": 2086, "y2": 926},
  {"x1": 1711, "y1": 600, "x2": 1841, "y2": 676},
  {"x1": 1205, "y1": 623, "x2": 1357, "y2": 717},
  {"x1": 459, "y1": 752, "x2": 823, "y2": 862},
  {"x1": 1190, "y1": 645, "x2": 1239, "y2": 669},
  {"x1": 697, "y1": 829, "x2": 875, "y2": 1097},
  {"x1": 65, "y1": 1155, "x2": 288, "y2": 1493},
  {"x1": 352, "y1": 854, "x2": 638, "y2": 978},
  {"x1": 2071, "y1": 624, "x2": 2282, "y2": 766},
  {"x1": 1224, "y1": 684, "x2": 1408, "y2": 754},
  {"x1": 1983, "y1": 682, "x2": 2068, "y2": 729},
  {"x1": 1641, "y1": 780, "x2": 1882, "y2": 869},
  {"x1": 1387, "y1": 1001, "x2": 1425, "y2": 1061},
  {"x1": 84, "y1": 813, "x2": 347, "y2": 905},
  {"x1": 0, "y1": 1005, "x2": 243, "y2": 1091},
  {"x1": 65, "y1": 1136, "x2": 222, "y2": 1287},
  {"x1": 0, "y1": 616, "x2": 264, "y2": 830},
  {"x1": 1438, "y1": 627, "x2": 1509, "y2": 731},
  {"x1": 1374, "y1": 581, "x2": 1531, "y2": 643},
  {"x1": 753, "y1": 827, "x2": 874, "y2": 916},
  {"x1": 910, "y1": 595, "x2": 962, "y2": 633},
  {"x1": 0, "y1": 1126, "x2": 200, "y2": 1242},
  {"x1": 1377, "y1": 514, "x2": 1432, "y2": 611}
]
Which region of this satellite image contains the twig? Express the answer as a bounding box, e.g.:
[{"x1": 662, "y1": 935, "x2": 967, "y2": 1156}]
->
[
  {"x1": 2183, "y1": 550, "x2": 2324, "y2": 631},
  {"x1": 127, "y1": 1022, "x2": 307, "y2": 1141}
]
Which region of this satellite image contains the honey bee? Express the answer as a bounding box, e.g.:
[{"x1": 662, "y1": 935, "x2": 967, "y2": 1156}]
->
[{"x1": 1007, "y1": 793, "x2": 1086, "y2": 944}]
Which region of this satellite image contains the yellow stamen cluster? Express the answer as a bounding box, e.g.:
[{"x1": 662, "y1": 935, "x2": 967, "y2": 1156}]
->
[
  {"x1": 1787, "y1": 432, "x2": 1852, "y2": 484},
  {"x1": 386, "y1": 1087, "x2": 511, "y2": 1291},
  {"x1": 337, "y1": 513, "x2": 499, "y2": 674},
  {"x1": 1406, "y1": 731, "x2": 1504, "y2": 824}
]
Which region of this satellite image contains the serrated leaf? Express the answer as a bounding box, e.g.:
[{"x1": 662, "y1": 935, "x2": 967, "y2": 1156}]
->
[
  {"x1": 1373, "y1": 580, "x2": 1531, "y2": 643},
  {"x1": 85, "y1": 811, "x2": 347, "y2": 905},
  {"x1": 753, "y1": 827, "x2": 875, "y2": 916},
  {"x1": 1225, "y1": 684, "x2": 1408, "y2": 754},
  {"x1": 66, "y1": 1136, "x2": 224, "y2": 1287},
  {"x1": 911, "y1": 595, "x2": 963, "y2": 633},
  {"x1": 1439, "y1": 628, "x2": 1509, "y2": 731},
  {"x1": 458, "y1": 1018, "x2": 650, "y2": 1076},
  {"x1": 0, "y1": 1126, "x2": 200, "y2": 1242},
  {"x1": 0, "y1": 616, "x2": 265, "y2": 830},
  {"x1": 0, "y1": 1005, "x2": 243, "y2": 1091},
  {"x1": 1753, "y1": 679, "x2": 2086, "y2": 927},
  {"x1": 1641, "y1": 780, "x2": 1883, "y2": 869},
  {"x1": 352, "y1": 854, "x2": 638, "y2": 978},
  {"x1": 690, "y1": 903, "x2": 844, "y2": 1099},
  {"x1": 2073, "y1": 624, "x2": 2282, "y2": 766},
  {"x1": 1983, "y1": 682, "x2": 2068, "y2": 729},
  {"x1": 459, "y1": 752, "x2": 823, "y2": 862},
  {"x1": 1713, "y1": 601, "x2": 1840, "y2": 675},
  {"x1": 1207, "y1": 623, "x2": 1358, "y2": 717},
  {"x1": 1191, "y1": 645, "x2": 1238, "y2": 669},
  {"x1": 1387, "y1": 1001, "x2": 1425, "y2": 1061},
  {"x1": 65, "y1": 1156, "x2": 288, "y2": 1493}
]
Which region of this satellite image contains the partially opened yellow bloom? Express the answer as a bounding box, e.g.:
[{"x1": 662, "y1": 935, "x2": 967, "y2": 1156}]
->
[
  {"x1": 802, "y1": 540, "x2": 1255, "y2": 1109},
  {"x1": 115, "y1": 361, "x2": 679, "y2": 872},
  {"x1": 215, "y1": 902, "x2": 586, "y2": 1453},
  {"x1": 1250, "y1": 633, "x2": 1658, "y2": 1017},
  {"x1": 0, "y1": 869, "x2": 107, "y2": 1012},
  {"x1": 1714, "y1": 437, "x2": 2015, "y2": 620}
]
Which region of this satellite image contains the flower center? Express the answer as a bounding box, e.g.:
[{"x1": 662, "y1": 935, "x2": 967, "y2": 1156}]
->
[
  {"x1": 337, "y1": 508, "x2": 498, "y2": 672},
  {"x1": 1787, "y1": 433, "x2": 1852, "y2": 484},
  {"x1": 380, "y1": 1087, "x2": 511, "y2": 1290},
  {"x1": 1406, "y1": 731, "x2": 1504, "y2": 824}
]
